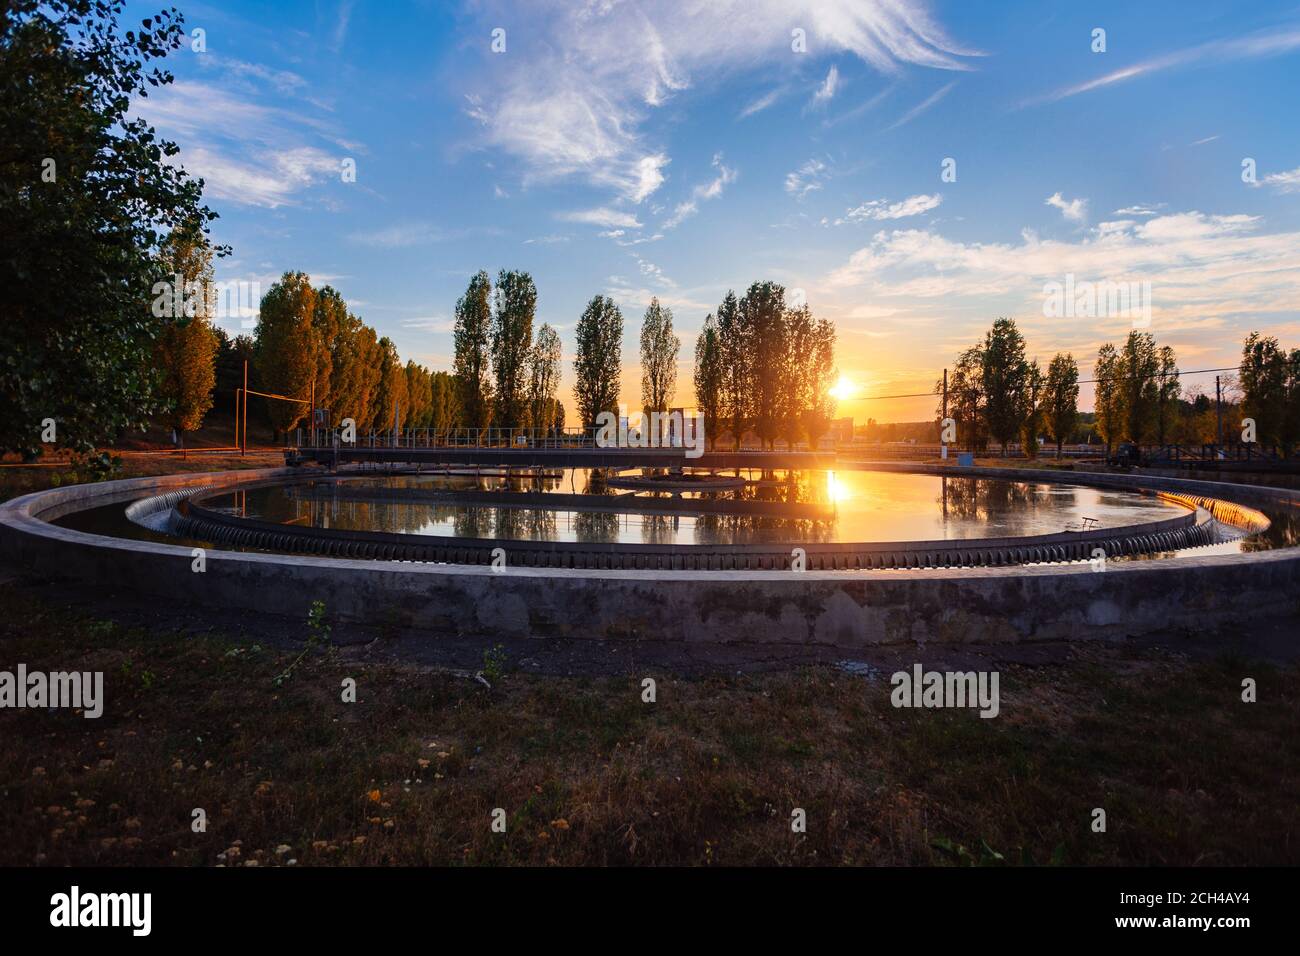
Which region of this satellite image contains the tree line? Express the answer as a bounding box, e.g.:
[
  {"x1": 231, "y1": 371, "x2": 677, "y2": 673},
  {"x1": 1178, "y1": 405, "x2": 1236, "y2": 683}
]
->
[
  {"x1": 937, "y1": 319, "x2": 1300, "y2": 457},
  {"x1": 692, "y1": 282, "x2": 837, "y2": 450}
]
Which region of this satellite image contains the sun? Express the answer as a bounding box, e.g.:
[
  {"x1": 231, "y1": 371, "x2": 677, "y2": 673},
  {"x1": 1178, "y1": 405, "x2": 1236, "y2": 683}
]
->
[{"x1": 829, "y1": 375, "x2": 855, "y2": 402}]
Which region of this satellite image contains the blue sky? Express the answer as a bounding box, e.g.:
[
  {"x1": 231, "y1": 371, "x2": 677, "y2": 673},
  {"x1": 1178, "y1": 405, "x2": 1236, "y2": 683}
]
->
[{"x1": 132, "y1": 0, "x2": 1300, "y2": 421}]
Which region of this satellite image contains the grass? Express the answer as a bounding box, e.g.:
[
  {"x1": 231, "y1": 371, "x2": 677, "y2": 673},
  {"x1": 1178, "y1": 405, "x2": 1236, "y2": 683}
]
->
[
  {"x1": 1, "y1": 582, "x2": 1296, "y2": 867},
  {"x1": 2, "y1": 449, "x2": 1296, "y2": 866}
]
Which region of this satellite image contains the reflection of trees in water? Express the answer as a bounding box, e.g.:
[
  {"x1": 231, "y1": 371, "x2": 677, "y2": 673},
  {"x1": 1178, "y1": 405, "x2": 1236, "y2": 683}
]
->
[
  {"x1": 936, "y1": 478, "x2": 1060, "y2": 524},
  {"x1": 728, "y1": 468, "x2": 832, "y2": 507},
  {"x1": 574, "y1": 510, "x2": 620, "y2": 543},
  {"x1": 640, "y1": 513, "x2": 679, "y2": 545},
  {"x1": 1241, "y1": 509, "x2": 1300, "y2": 553},
  {"x1": 454, "y1": 507, "x2": 493, "y2": 539},
  {"x1": 493, "y1": 506, "x2": 525, "y2": 540},
  {"x1": 692, "y1": 512, "x2": 836, "y2": 546},
  {"x1": 522, "y1": 509, "x2": 557, "y2": 541},
  {"x1": 583, "y1": 468, "x2": 614, "y2": 496}
]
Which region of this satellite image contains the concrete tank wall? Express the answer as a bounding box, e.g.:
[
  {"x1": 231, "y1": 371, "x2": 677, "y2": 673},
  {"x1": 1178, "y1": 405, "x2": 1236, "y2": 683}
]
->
[{"x1": 2, "y1": 465, "x2": 1298, "y2": 647}]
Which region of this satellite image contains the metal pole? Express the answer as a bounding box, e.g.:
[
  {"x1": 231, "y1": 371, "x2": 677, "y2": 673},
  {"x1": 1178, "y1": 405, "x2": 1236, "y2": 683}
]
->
[
  {"x1": 241, "y1": 359, "x2": 248, "y2": 456},
  {"x1": 1215, "y1": 375, "x2": 1224, "y2": 457},
  {"x1": 310, "y1": 379, "x2": 316, "y2": 448},
  {"x1": 942, "y1": 367, "x2": 948, "y2": 457}
]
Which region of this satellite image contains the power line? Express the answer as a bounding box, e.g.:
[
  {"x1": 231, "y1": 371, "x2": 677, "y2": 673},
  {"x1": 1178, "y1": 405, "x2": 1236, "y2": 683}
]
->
[{"x1": 852, "y1": 365, "x2": 1244, "y2": 403}]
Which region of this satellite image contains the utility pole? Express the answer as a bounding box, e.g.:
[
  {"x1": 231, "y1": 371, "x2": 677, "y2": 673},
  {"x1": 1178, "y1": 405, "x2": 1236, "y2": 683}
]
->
[
  {"x1": 241, "y1": 359, "x2": 248, "y2": 457},
  {"x1": 1215, "y1": 375, "x2": 1223, "y2": 457},
  {"x1": 941, "y1": 367, "x2": 948, "y2": 459},
  {"x1": 310, "y1": 379, "x2": 316, "y2": 448}
]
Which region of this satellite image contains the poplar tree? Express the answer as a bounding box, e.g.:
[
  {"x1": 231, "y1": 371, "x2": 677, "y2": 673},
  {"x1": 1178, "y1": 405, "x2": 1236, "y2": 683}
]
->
[
  {"x1": 573, "y1": 295, "x2": 623, "y2": 430},
  {"x1": 154, "y1": 227, "x2": 218, "y2": 443},
  {"x1": 491, "y1": 269, "x2": 537, "y2": 428},
  {"x1": 639, "y1": 298, "x2": 679, "y2": 416},
  {"x1": 693, "y1": 313, "x2": 723, "y2": 448},
  {"x1": 1042, "y1": 352, "x2": 1080, "y2": 458},
  {"x1": 715, "y1": 291, "x2": 750, "y2": 449},
  {"x1": 254, "y1": 272, "x2": 320, "y2": 437},
  {"x1": 528, "y1": 323, "x2": 562, "y2": 431},
  {"x1": 739, "y1": 281, "x2": 787, "y2": 449},
  {"x1": 453, "y1": 271, "x2": 493, "y2": 430},
  {"x1": 981, "y1": 318, "x2": 1030, "y2": 456}
]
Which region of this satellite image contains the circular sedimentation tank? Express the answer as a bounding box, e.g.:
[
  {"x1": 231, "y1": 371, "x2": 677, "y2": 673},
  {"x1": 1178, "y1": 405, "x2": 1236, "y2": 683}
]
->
[{"x1": 2, "y1": 456, "x2": 1296, "y2": 646}]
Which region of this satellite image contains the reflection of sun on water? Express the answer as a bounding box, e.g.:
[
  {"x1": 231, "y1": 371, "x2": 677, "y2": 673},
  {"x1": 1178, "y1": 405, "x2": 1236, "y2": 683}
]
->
[{"x1": 826, "y1": 470, "x2": 853, "y2": 504}]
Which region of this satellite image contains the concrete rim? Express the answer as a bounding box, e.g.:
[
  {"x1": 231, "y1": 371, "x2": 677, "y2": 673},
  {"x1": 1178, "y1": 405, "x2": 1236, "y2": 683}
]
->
[
  {"x1": 3, "y1": 462, "x2": 1299, "y2": 644},
  {"x1": 1, "y1": 461, "x2": 1290, "y2": 581}
]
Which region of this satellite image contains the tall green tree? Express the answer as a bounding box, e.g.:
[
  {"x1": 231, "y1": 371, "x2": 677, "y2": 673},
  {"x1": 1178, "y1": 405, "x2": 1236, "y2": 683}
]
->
[
  {"x1": 254, "y1": 272, "x2": 320, "y2": 438},
  {"x1": 1284, "y1": 349, "x2": 1300, "y2": 456},
  {"x1": 1018, "y1": 359, "x2": 1043, "y2": 459},
  {"x1": 1154, "y1": 344, "x2": 1180, "y2": 446},
  {"x1": 1094, "y1": 343, "x2": 1123, "y2": 455},
  {"x1": 1240, "y1": 331, "x2": 1288, "y2": 449},
  {"x1": 1, "y1": 1, "x2": 222, "y2": 458},
  {"x1": 1119, "y1": 330, "x2": 1159, "y2": 443},
  {"x1": 740, "y1": 281, "x2": 787, "y2": 449},
  {"x1": 1042, "y1": 352, "x2": 1080, "y2": 459},
  {"x1": 329, "y1": 313, "x2": 381, "y2": 431},
  {"x1": 311, "y1": 285, "x2": 350, "y2": 413},
  {"x1": 453, "y1": 271, "x2": 493, "y2": 429},
  {"x1": 404, "y1": 361, "x2": 432, "y2": 428},
  {"x1": 803, "y1": 317, "x2": 838, "y2": 447},
  {"x1": 715, "y1": 291, "x2": 750, "y2": 449},
  {"x1": 937, "y1": 346, "x2": 987, "y2": 453},
  {"x1": 981, "y1": 318, "x2": 1030, "y2": 455},
  {"x1": 639, "y1": 297, "x2": 679, "y2": 417},
  {"x1": 692, "y1": 313, "x2": 723, "y2": 448},
  {"x1": 371, "y1": 337, "x2": 407, "y2": 436},
  {"x1": 491, "y1": 269, "x2": 537, "y2": 428},
  {"x1": 430, "y1": 371, "x2": 462, "y2": 432},
  {"x1": 777, "y1": 304, "x2": 815, "y2": 448},
  {"x1": 154, "y1": 226, "x2": 218, "y2": 442},
  {"x1": 527, "y1": 323, "x2": 562, "y2": 431},
  {"x1": 573, "y1": 295, "x2": 623, "y2": 430}
]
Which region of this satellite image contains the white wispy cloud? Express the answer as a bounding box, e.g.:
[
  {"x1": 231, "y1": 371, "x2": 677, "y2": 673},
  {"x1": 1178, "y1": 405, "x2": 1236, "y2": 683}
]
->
[
  {"x1": 1046, "y1": 191, "x2": 1088, "y2": 223},
  {"x1": 140, "y1": 76, "x2": 355, "y2": 209},
  {"x1": 739, "y1": 86, "x2": 784, "y2": 119},
  {"x1": 1259, "y1": 166, "x2": 1300, "y2": 193},
  {"x1": 348, "y1": 223, "x2": 503, "y2": 248},
  {"x1": 810, "y1": 65, "x2": 841, "y2": 109},
  {"x1": 332, "y1": 0, "x2": 354, "y2": 51},
  {"x1": 1022, "y1": 27, "x2": 1300, "y2": 106},
  {"x1": 826, "y1": 211, "x2": 1299, "y2": 332},
  {"x1": 785, "y1": 158, "x2": 830, "y2": 198},
  {"x1": 348, "y1": 222, "x2": 445, "y2": 248},
  {"x1": 464, "y1": 0, "x2": 977, "y2": 203},
  {"x1": 885, "y1": 81, "x2": 956, "y2": 130},
  {"x1": 559, "y1": 207, "x2": 644, "y2": 230},
  {"x1": 1114, "y1": 204, "x2": 1165, "y2": 217},
  {"x1": 830, "y1": 193, "x2": 942, "y2": 225},
  {"x1": 664, "y1": 154, "x2": 737, "y2": 228}
]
